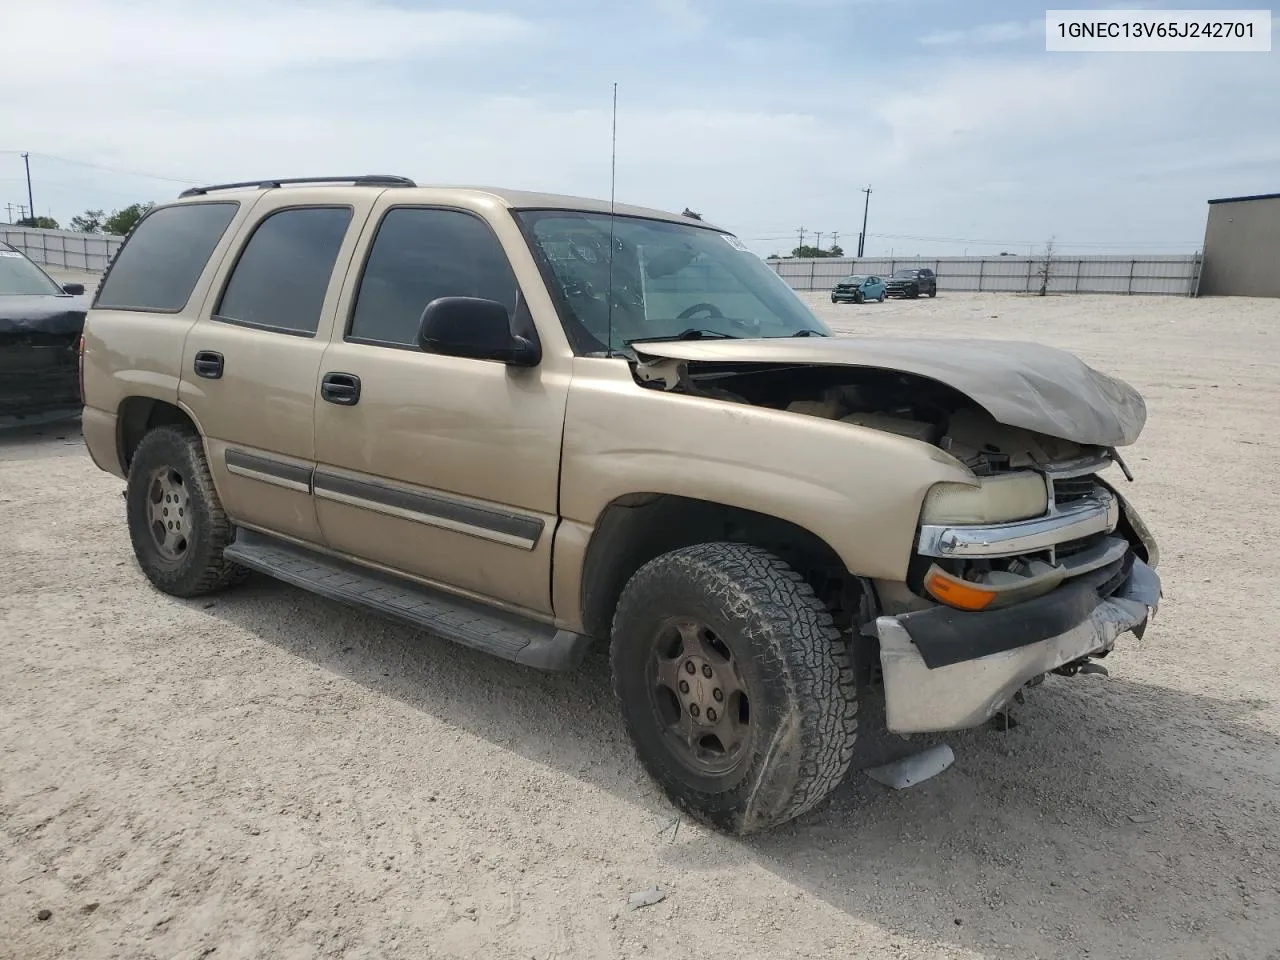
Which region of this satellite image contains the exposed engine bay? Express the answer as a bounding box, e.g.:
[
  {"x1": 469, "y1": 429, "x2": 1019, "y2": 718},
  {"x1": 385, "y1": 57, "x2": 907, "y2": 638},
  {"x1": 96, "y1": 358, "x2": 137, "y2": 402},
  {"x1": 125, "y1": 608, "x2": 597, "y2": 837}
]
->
[{"x1": 633, "y1": 358, "x2": 1102, "y2": 471}]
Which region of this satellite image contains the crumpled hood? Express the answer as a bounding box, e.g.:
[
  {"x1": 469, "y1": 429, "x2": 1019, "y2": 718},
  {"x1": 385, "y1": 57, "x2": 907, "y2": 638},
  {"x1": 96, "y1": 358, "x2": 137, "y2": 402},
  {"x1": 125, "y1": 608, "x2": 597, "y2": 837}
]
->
[
  {"x1": 633, "y1": 336, "x2": 1146, "y2": 447},
  {"x1": 0, "y1": 295, "x2": 90, "y2": 337}
]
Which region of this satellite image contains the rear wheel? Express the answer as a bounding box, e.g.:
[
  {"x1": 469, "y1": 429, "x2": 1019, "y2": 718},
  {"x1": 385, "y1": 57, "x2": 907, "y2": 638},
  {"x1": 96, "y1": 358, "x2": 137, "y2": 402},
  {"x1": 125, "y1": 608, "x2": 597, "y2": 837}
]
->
[
  {"x1": 611, "y1": 542, "x2": 858, "y2": 834},
  {"x1": 126, "y1": 425, "x2": 247, "y2": 597}
]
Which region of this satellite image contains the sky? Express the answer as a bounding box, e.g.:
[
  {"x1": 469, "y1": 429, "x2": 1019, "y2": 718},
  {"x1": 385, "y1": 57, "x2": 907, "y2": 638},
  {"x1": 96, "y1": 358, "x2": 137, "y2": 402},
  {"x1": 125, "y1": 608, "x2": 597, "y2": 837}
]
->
[{"x1": 2, "y1": 0, "x2": 1277, "y2": 256}]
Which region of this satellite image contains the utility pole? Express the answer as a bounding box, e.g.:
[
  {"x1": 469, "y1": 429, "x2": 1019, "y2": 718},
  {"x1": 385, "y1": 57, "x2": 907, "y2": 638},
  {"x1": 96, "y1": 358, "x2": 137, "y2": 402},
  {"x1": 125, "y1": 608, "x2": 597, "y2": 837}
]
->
[
  {"x1": 21, "y1": 153, "x2": 34, "y2": 226},
  {"x1": 796, "y1": 226, "x2": 806, "y2": 256},
  {"x1": 815, "y1": 231, "x2": 823, "y2": 254},
  {"x1": 5, "y1": 202, "x2": 15, "y2": 224},
  {"x1": 832, "y1": 232, "x2": 839, "y2": 254},
  {"x1": 857, "y1": 185, "x2": 872, "y2": 258}
]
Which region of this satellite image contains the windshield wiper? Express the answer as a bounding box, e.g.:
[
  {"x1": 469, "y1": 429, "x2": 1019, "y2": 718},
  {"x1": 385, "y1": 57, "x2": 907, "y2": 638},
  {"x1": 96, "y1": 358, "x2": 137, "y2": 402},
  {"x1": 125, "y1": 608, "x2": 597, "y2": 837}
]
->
[
  {"x1": 789, "y1": 329, "x2": 828, "y2": 338},
  {"x1": 625, "y1": 328, "x2": 741, "y2": 345}
]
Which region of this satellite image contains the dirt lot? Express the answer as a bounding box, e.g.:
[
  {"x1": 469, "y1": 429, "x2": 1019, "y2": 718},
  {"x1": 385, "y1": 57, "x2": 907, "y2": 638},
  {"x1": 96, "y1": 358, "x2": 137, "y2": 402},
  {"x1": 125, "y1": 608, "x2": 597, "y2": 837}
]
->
[{"x1": 3, "y1": 292, "x2": 1279, "y2": 960}]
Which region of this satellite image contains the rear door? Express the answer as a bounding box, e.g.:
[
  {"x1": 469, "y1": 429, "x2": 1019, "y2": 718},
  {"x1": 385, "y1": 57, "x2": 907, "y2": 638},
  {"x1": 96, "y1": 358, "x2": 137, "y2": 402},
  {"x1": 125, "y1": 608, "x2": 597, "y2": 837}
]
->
[{"x1": 177, "y1": 190, "x2": 378, "y2": 544}]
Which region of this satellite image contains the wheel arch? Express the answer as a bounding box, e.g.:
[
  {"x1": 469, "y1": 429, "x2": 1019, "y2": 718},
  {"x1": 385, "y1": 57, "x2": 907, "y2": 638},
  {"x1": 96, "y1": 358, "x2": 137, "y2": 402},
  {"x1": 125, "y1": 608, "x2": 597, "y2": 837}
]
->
[
  {"x1": 116, "y1": 396, "x2": 204, "y2": 474},
  {"x1": 578, "y1": 493, "x2": 871, "y2": 640}
]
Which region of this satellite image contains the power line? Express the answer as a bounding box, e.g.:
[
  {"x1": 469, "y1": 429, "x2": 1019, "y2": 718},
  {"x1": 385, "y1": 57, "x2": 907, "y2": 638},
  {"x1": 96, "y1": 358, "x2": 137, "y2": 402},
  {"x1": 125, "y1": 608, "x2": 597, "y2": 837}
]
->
[{"x1": 0, "y1": 150, "x2": 200, "y2": 185}]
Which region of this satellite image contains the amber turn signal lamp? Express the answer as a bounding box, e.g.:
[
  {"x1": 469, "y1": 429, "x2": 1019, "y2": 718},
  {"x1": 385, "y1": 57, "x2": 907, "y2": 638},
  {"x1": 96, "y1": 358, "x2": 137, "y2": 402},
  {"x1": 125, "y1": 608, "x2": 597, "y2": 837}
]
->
[{"x1": 924, "y1": 567, "x2": 998, "y2": 612}]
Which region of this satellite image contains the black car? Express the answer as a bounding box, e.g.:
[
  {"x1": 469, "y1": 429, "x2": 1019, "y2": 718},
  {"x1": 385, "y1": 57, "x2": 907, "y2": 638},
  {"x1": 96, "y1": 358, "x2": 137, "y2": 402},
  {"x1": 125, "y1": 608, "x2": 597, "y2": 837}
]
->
[
  {"x1": 0, "y1": 241, "x2": 89, "y2": 419},
  {"x1": 884, "y1": 267, "x2": 938, "y2": 299}
]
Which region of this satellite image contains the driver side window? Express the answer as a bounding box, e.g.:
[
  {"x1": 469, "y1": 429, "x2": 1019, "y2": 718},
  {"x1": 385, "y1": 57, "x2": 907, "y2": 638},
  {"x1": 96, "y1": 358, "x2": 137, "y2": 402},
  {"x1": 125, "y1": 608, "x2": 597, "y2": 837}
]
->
[{"x1": 348, "y1": 208, "x2": 519, "y2": 348}]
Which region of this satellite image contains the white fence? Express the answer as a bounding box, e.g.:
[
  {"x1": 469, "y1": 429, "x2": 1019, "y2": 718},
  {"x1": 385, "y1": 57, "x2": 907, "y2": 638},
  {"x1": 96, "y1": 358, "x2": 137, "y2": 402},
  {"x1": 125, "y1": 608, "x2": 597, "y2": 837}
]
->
[
  {"x1": 2, "y1": 225, "x2": 1203, "y2": 297},
  {"x1": 770, "y1": 254, "x2": 1202, "y2": 296},
  {"x1": 1, "y1": 226, "x2": 124, "y2": 273}
]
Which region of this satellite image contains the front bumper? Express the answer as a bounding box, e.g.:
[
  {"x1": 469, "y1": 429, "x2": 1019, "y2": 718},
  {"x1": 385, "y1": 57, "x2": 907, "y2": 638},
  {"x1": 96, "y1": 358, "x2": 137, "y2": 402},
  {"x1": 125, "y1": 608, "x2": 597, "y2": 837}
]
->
[
  {"x1": 874, "y1": 556, "x2": 1161, "y2": 734},
  {"x1": 0, "y1": 336, "x2": 81, "y2": 419}
]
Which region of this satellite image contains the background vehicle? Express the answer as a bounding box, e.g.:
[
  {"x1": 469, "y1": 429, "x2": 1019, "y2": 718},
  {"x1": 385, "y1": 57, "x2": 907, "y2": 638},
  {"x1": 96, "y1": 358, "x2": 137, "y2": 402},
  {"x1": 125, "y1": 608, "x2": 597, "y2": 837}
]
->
[
  {"x1": 80, "y1": 176, "x2": 1160, "y2": 835},
  {"x1": 885, "y1": 267, "x2": 937, "y2": 298},
  {"x1": 830, "y1": 274, "x2": 886, "y2": 304},
  {"x1": 0, "y1": 241, "x2": 88, "y2": 419}
]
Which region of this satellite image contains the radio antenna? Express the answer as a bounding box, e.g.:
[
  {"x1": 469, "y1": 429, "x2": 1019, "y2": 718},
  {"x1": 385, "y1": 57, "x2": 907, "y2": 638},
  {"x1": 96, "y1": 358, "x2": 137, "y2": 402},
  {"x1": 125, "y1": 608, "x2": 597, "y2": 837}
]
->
[{"x1": 606, "y1": 81, "x2": 618, "y2": 356}]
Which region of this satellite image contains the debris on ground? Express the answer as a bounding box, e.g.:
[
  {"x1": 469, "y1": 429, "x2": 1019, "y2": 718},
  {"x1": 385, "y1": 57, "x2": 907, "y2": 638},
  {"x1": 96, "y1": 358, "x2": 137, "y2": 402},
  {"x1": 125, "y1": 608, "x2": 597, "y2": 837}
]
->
[
  {"x1": 628, "y1": 886, "x2": 667, "y2": 911},
  {"x1": 866, "y1": 744, "x2": 955, "y2": 789}
]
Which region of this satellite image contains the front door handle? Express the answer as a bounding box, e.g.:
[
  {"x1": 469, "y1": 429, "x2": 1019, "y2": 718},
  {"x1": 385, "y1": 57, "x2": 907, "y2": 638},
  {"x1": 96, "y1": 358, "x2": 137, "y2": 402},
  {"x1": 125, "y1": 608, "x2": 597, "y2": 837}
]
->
[
  {"x1": 321, "y1": 372, "x2": 361, "y2": 406},
  {"x1": 193, "y1": 350, "x2": 224, "y2": 380}
]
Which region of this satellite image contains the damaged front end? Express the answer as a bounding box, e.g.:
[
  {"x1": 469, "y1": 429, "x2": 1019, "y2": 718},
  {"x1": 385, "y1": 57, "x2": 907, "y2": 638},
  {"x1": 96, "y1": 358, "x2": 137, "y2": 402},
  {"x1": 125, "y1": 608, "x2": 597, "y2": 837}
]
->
[
  {"x1": 631, "y1": 337, "x2": 1161, "y2": 735},
  {"x1": 0, "y1": 299, "x2": 86, "y2": 420}
]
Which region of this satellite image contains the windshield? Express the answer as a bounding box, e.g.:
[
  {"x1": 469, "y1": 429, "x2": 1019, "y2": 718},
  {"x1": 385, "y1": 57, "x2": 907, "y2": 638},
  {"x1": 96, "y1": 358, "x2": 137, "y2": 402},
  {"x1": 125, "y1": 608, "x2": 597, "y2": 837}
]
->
[
  {"x1": 842, "y1": 275, "x2": 867, "y2": 283},
  {"x1": 0, "y1": 249, "x2": 63, "y2": 296},
  {"x1": 515, "y1": 211, "x2": 831, "y2": 353},
  {"x1": 892, "y1": 269, "x2": 918, "y2": 278}
]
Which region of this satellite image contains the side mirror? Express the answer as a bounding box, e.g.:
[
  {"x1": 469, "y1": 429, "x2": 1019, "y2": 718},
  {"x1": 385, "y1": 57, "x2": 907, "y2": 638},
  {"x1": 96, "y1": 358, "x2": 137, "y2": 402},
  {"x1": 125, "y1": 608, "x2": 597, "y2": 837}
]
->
[
  {"x1": 62, "y1": 282, "x2": 85, "y2": 296},
  {"x1": 418, "y1": 297, "x2": 540, "y2": 367}
]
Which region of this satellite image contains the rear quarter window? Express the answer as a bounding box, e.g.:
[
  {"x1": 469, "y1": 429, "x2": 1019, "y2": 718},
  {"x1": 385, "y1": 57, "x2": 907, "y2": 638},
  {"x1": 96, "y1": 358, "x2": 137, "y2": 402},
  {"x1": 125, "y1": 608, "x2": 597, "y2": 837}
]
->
[{"x1": 95, "y1": 202, "x2": 239, "y2": 312}]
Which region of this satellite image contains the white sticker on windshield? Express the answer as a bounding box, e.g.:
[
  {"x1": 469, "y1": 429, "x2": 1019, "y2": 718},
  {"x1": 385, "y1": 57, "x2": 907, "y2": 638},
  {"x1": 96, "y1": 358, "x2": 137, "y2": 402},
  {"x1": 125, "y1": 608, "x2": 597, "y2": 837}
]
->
[
  {"x1": 720, "y1": 234, "x2": 750, "y2": 252},
  {"x1": 0, "y1": 251, "x2": 22, "y2": 258}
]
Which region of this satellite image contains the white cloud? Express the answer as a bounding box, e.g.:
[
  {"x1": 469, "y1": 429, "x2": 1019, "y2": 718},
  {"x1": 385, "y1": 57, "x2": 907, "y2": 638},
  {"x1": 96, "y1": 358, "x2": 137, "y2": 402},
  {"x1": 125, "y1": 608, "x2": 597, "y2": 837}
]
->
[
  {"x1": 919, "y1": 19, "x2": 1042, "y2": 46},
  {"x1": 2, "y1": 1, "x2": 1276, "y2": 255},
  {"x1": 4, "y1": 0, "x2": 533, "y2": 75}
]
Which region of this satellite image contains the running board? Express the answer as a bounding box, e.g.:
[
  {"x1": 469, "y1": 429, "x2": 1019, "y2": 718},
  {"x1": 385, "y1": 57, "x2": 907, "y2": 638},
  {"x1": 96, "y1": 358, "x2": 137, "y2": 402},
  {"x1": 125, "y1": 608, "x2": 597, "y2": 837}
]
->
[{"x1": 223, "y1": 530, "x2": 592, "y2": 671}]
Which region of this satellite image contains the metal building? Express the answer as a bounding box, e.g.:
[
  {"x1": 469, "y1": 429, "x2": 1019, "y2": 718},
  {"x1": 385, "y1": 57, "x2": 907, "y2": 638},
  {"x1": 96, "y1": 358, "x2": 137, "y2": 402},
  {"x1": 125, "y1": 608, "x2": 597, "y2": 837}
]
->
[{"x1": 1198, "y1": 192, "x2": 1280, "y2": 298}]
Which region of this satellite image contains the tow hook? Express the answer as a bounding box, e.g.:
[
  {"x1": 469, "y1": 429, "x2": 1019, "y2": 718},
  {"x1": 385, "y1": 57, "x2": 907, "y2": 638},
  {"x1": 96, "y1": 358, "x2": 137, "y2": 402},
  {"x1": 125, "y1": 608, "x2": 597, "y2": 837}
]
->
[{"x1": 1053, "y1": 658, "x2": 1110, "y2": 678}]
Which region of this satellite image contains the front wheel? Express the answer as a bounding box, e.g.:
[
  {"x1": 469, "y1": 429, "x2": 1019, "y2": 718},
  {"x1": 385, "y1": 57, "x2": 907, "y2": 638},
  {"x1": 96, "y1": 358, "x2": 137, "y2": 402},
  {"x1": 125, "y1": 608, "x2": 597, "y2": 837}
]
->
[
  {"x1": 853, "y1": 290, "x2": 864, "y2": 304},
  {"x1": 126, "y1": 425, "x2": 247, "y2": 597},
  {"x1": 611, "y1": 543, "x2": 858, "y2": 834}
]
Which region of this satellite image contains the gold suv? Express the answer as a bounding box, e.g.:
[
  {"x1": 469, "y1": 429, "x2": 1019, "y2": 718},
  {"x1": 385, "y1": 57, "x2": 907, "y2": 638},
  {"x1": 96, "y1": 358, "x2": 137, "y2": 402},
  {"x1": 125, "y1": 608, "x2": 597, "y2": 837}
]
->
[{"x1": 80, "y1": 175, "x2": 1161, "y2": 833}]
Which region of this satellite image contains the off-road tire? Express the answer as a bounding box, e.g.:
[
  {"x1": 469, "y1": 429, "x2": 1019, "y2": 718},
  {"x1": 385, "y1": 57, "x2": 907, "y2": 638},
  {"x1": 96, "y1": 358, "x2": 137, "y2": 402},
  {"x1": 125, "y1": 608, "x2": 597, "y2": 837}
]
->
[
  {"x1": 126, "y1": 425, "x2": 247, "y2": 597},
  {"x1": 611, "y1": 542, "x2": 858, "y2": 834},
  {"x1": 927, "y1": 287, "x2": 937, "y2": 298}
]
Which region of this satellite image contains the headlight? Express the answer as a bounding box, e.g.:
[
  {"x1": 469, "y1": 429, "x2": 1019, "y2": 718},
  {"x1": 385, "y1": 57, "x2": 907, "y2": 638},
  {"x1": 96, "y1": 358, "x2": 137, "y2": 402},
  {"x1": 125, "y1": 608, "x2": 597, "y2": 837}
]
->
[{"x1": 921, "y1": 472, "x2": 1048, "y2": 524}]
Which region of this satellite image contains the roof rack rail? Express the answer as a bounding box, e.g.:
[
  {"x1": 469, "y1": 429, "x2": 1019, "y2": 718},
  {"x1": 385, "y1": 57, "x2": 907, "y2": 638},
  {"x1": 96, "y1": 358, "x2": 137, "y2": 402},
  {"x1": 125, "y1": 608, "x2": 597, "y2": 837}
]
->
[{"x1": 178, "y1": 175, "x2": 416, "y2": 198}]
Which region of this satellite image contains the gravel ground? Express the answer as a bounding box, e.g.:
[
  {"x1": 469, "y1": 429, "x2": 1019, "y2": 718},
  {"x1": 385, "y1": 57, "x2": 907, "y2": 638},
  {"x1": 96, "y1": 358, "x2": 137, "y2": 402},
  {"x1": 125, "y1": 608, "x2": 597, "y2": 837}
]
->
[{"x1": 2, "y1": 291, "x2": 1279, "y2": 960}]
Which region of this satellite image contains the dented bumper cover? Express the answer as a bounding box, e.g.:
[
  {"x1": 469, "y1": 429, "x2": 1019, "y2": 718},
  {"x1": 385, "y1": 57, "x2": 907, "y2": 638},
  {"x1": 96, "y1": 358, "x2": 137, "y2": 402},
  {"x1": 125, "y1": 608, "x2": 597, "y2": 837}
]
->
[{"x1": 874, "y1": 556, "x2": 1161, "y2": 734}]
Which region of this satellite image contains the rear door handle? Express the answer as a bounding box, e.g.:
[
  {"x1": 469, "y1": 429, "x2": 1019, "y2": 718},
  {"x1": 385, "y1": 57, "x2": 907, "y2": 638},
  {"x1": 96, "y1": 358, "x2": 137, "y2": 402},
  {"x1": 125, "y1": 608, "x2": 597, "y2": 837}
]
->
[
  {"x1": 321, "y1": 372, "x2": 361, "y2": 406},
  {"x1": 193, "y1": 350, "x2": 224, "y2": 380}
]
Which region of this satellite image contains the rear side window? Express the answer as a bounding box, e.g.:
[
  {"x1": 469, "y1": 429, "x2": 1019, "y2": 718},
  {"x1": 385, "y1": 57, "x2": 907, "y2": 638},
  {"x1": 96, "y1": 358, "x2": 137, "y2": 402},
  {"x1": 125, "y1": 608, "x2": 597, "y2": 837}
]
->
[
  {"x1": 215, "y1": 207, "x2": 352, "y2": 336},
  {"x1": 95, "y1": 202, "x2": 238, "y2": 312},
  {"x1": 348, "y1": 208, "x2": 518, "y2": 347}
]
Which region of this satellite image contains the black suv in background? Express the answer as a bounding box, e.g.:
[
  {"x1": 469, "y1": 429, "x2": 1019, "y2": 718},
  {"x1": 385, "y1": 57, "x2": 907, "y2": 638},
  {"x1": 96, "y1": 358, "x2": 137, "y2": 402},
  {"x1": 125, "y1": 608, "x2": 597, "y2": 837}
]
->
[{"x1": 885, "y1": 267, "x2": 937, "y2": 299}]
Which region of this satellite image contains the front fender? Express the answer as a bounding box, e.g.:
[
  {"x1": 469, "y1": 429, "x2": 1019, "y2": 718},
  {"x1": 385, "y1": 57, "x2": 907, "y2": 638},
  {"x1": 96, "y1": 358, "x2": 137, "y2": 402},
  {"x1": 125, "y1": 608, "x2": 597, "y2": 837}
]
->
[{"x1": 559, "y1": 358, "x2": 974, "y2": 581}]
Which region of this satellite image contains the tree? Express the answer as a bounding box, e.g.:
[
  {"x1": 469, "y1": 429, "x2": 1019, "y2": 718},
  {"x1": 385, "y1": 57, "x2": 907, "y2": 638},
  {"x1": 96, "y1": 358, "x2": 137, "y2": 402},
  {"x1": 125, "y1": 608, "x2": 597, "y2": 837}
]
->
[
  {"x1": 17, "y1": 216, "x2": 59, "y2": 229},
  {"x1": 790, "y1": 244, "x2": 844, "y2": 259},
  {"x1": 1036, "y1": 237, "x2": 1055, "y2": 296},
  {"x1": 103, "y1": 202, "x2": 154, "y2": 236},
  {"x1": 70, "y1": 209, "x2": 106, "y2": 233}
]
